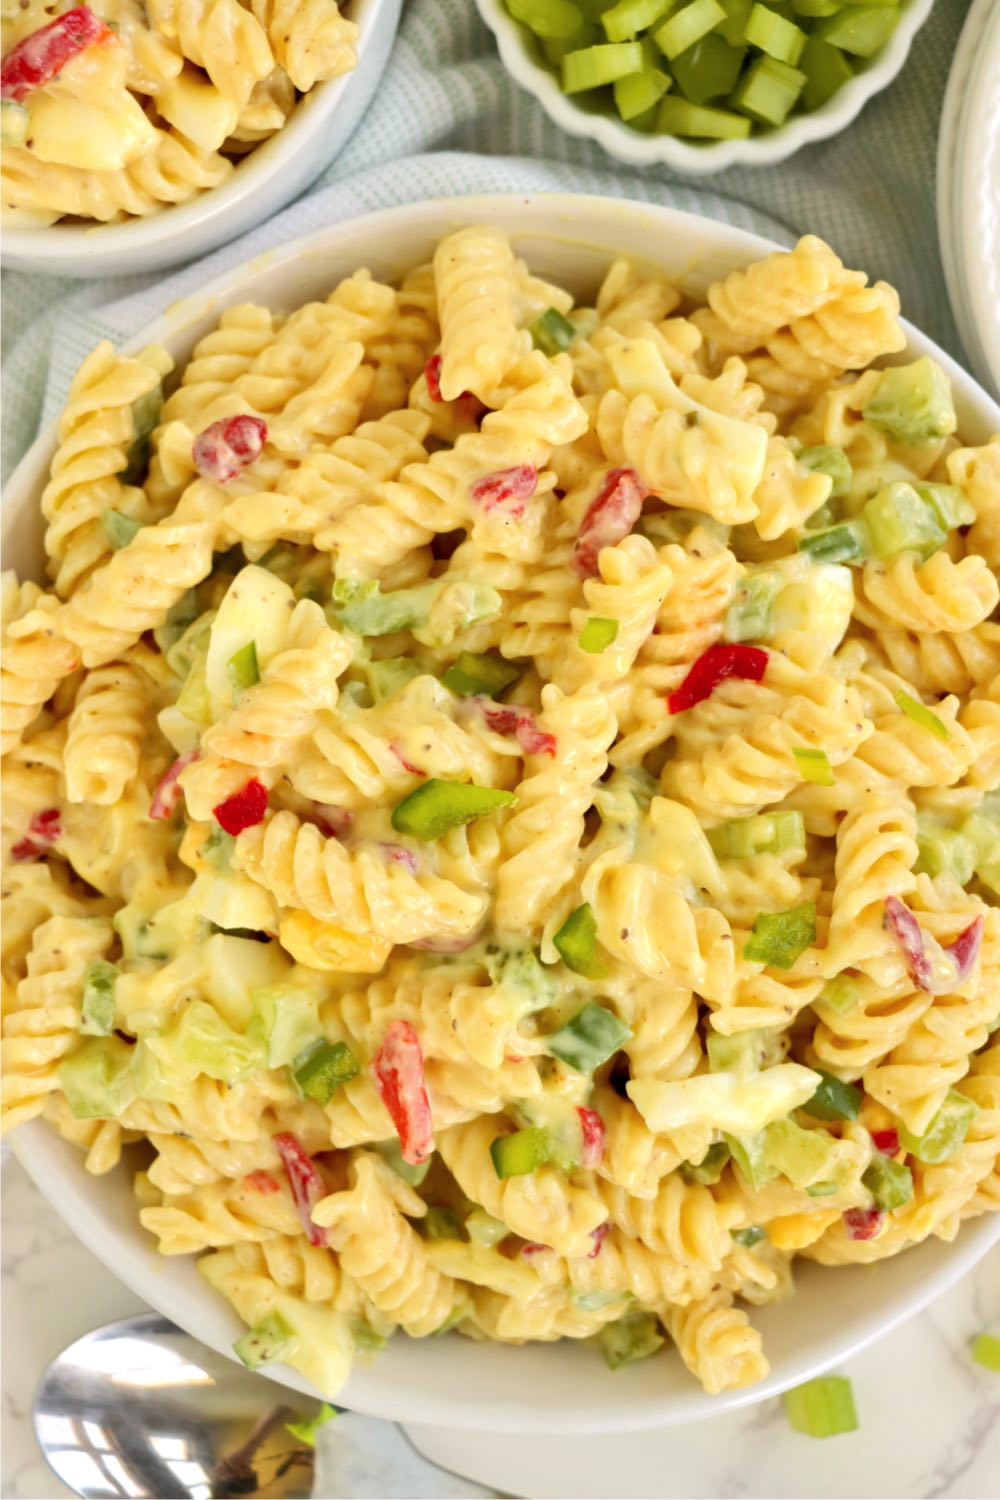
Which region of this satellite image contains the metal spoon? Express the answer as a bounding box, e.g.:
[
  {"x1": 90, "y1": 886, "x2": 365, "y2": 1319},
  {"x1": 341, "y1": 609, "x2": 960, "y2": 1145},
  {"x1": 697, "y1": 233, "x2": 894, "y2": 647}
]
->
[{"x1": 32, "y1": 1311, "x2": 327, "y2": 1499}]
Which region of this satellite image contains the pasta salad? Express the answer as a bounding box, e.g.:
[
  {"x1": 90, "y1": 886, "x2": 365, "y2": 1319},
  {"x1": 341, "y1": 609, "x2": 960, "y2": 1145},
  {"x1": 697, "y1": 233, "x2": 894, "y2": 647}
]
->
[
  {"x1": 1, "y1": 228, "x2": 998, "y2": 1400},
  {"x1": 0, "y1": 0, "x2": 357, "y2": 226}
]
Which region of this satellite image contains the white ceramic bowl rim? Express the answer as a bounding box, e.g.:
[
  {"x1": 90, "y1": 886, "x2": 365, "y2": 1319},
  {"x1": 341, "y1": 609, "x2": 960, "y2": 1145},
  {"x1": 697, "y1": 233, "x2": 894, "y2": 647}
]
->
[
  {"x1": 0, "y1": 0, "x2": 398, "y2": 276},
  {"x1": 7, "y1": 192, "x2": 1000, "y2": 1435},
  {"x1": 475, "y1": 0, "x2": 936, "y2": 174}
]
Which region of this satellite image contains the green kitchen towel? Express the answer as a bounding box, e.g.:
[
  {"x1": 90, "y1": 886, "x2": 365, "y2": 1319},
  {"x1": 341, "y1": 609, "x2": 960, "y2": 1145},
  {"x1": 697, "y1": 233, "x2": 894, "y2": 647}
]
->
[{"x1": 1, "y1": 0, "x2": 972, "y2": 482}]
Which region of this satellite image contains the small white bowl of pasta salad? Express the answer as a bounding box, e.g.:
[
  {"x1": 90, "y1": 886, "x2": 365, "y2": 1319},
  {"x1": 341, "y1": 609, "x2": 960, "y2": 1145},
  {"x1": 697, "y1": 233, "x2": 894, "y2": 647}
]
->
[
  {"x1": 2, "y1": 194, "x2": 999, "y2": 1440},
  {"x1": 0, "y1": 0, "x2": 400, "y2": 276}
]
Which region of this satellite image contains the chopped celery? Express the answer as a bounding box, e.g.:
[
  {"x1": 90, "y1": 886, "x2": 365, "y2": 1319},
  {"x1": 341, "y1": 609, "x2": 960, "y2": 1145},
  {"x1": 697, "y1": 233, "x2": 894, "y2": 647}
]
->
[
  {"x1": 227, "y1": 641, "x2": 260, "y2": 696},
  {"x1": 285, "y1": 1404, "x2": 337, "y2": 1447},
  {"x1": 292, "y1": 1039, "x2": 359, "y2": 1104},
  {"x1": 806, "y1": 1180, "x2": 839, "y2": 1196},
  {"x1": 717, "y1": 0, "x2": 753, "y2": 43},
  {"x1": 894, "y1": 689, "x2": 949, "y2": 742},
  {"x1": 58, "y1": 1036, "x2": 136, "y2": 1120},
  {"x1": 797, "y1": 444, "x2": 852, "y2": 499},
  {"x1": 391, "y1": 779, "x2": 517, "y2": 840},
  {"x1": 707, "y1": 1027, "x2": 783, "y2": 1077},
  {"x1": 490, "y1": 1126, "x2": 551, "y2": 1179},
  {"x1": 547, "y1": 1001, "x2": 631, "y2": 1071},
  {"x1": 202, "y1": 826, "x2": 236, "y2": 872},
  {"x1": 916, "y1": 482, "x2": 975, "y2": 532},
  {"x1": 654, "y1": 0, "x2": 725, "y2": 59},
  {"x1": 818, "y1": 975, "x2": 863, "y2": 1015},
  {"x1": 792, "y1": 0, "x2": 839, "y2": 14},
  {"x1": 731, "y1": 55, "x2": 806, "y2": 125},
  {"x1": 234, "y1": 1311, "x2": 296, "y2": 1370},
  {"x1": 806, "y1": 1071, "x2": 862, "y2": 1121},
  {"x1": 744, "y1": 902, "x2": 816, "y2": 969},
  {"x1": 376, "y1": 1137, "x2": 432, "y2": 1187},
  {"x1": 531, "y1": 306, "x2": 579, "y2": 355},
  {"x1": 122, "y1": 384, "x2": 163, "y2": 486},
  {"x1": 708, "y1": 810, "x2": 805, "y2": 859},
  {"x1": 971, "y1": 1333, "x2": 1000, "y2": 1375},
  {"x1": 800, "y1": 35, "x2": 854, "y2": 108},
  {"x1": 745, "y1": 4, "x2": 806, "y2": 65},
  {"x1": 145, "y1": 999, "x2": 263, "y2": 1084},
  {"x1": 732, "y1": 1225, "x2": 767, "y2": 1247},
  {"x1": 466, "y1": 1209, "x2": 510, "y2": 1247},
  {"x1": 797, "y1": 518, "x2": 869, "y2": 565},
  {"x1": 862, "y1": 482, "x2": 946, "y2": 561},
  {"x1": 563, "y1": 40, "x2": 644, "y2": 90},
  {"x1": 486, "y1": 946, "x2": 557, "y2": 1008},
  {"x1": 423, "y1": 1206, "x2": 461, "y2": 1240},
  {"x1": 963, "y1": 799, "x2": 1000, "y2": 891},
  {"x1": 862, "y1": 357, "x2": 957, "y2": 445},
  {"x1": 543, "y1": 15, "x2": 600, "y2": 61},
  {"x1": 101, "y1": 509, "x2": 142, "y2": 551},
  {"x1": 723, "y1": 569, "x2": 780, "y2": 642},
  {"x1": 898, "y1": 1089, "x2": 979, "y2": 1163},
  {"x1": 369, "y1": 658, "x2": 423, "y2": 702},
  {"x1": 671, "y1": 33, "x2": 746, "y2": 103},
  {"x1": 680, "y1": 1141, "x2": 731, "y2": 1184},
  {"x1": 507, "y1": 0, "x2": 585, "y2": 37},
  {"x1": 553, "y1": 903, "x2": 608, "y2": 979},
  {"x1": 600, "y1": 1311, "x2": 665, "y2": 1368},
  {"x1": 725, "y1": 1131, "x2": 778, "y2": 1191},
  {"x1": 784, "y1": 1376, "x2": 858, "y2": 1437},
  {"x1": 764, "y1": 1116, "x2": 843, "y2": 1185},
  {"x1": 914, "y1": 818, "x2": 975, "y2": 885},
  {"x1": 248, "y1": 986, "x2": 321, "y2": 1069},
  {"x1": 794, "y1": 747, "x2": 835, "y2": 786},
  {"x1": 81, "y1": 960, "x2": 119, "y2": 1037},
  {"x1": 442, "y1": 651, "x2": 520, "y2": 698},
  {"x1": 658, "y1": 95, "x2": 752, "y2": 136},
  {"x1": 817, "y1": 3, "x2": 898, "y2": 55},
  {"x1": 615, "y1": 66, "x2": 671, "y2": 118},
  {"x1": 602, "y1": 0, "x2": 672, "y2": 40},
  {"x1": 579, "y1": 616, "x2": 620, "y2": 653},
  {"x1": 862, "y1": 1153, "x2": 913, "y2": 1211}
]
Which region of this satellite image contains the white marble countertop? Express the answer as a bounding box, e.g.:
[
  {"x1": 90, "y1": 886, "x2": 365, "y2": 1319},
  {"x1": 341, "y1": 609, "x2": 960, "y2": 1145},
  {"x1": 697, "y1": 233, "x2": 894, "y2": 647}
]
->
[{"x1": 3, "y1": 1153, "x2": 998, "y2": 1500}]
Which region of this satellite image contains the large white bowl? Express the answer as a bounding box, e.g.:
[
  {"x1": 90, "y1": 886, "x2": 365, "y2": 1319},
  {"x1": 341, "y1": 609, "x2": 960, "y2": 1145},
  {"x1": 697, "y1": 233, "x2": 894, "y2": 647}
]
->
[
  {"x1": 0, "y1": 0, "x2": 400, "y2": 279},
  {"x1": 7, "y1": 194, "x2": 1000, "y2": 1435},
  {"x1": 475, "y1": 0, "x2": 935, "y2": 174}
]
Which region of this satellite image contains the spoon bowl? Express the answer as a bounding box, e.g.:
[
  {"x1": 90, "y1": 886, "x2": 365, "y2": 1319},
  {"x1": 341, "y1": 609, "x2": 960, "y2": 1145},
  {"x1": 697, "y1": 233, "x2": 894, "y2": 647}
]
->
[{"x1": 33, "y1": 1312, "x2": 326, "y2": 1499}]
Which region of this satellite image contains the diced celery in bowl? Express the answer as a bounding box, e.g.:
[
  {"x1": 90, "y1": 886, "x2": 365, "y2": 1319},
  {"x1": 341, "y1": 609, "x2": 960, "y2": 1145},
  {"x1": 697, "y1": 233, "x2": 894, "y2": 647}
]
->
[{"x1": 499, "y1": 0, "x2": 917, "y2": 143}]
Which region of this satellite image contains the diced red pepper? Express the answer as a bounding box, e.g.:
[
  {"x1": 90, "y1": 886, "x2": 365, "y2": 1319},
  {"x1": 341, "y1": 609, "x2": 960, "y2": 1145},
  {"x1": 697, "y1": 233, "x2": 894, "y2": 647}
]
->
[
  {"x1": 576, "y1": 1106, "x2": 606, "y2": 1170},
  {"x1": 273, "y1": 1133, "x2": 328, "y2": 1248},
  {"x1": 667, "y1": 643, "x2": 769, "y2": 714},
  {"x1": 213, "y1": 778, "x2": 268, "y2": 836},
  {"x1": 424, "y1": 354, "x2": 444, "y2": 403},
  {"x1": 244, "y1": 1171, "x2": 280, "y2": 1195},
  {"x1": 477, "y1": 700, "x2": 557, "y2": 758},
  {"x1": 884, "y1": 898, "x2": 983, "y2": 994},
  {"x1": 303, "y1": 802, "x2": 352, "y2": 840},
  {"x1": 390, "y1": 741, "x2": 425, "y2": 777},
  {"x1": 588, "y1": 1222, "x2": 610, "y2": 1258},
  {"x1": 572, "y1": 468, "x2": 648, "y2": 579},
  {"x1": 380, "y1": 842, "x2": 418, "y2": 874},
  {"x1": 843, "y1": 1207, "x2": 884, "y2": 1241},
  {"x1": 192, "y1": 415, "x2": 267, "y2": 485},
  {"x1": 148, "y1": 751, "x2": 198, "y2": 821},
  {"x1": 470, "y1": 465, "x2": 538, "y2": 519},
  {"x1": 370, "y1": 1019, "x2": 434, "y2": 1167},
  {"x1": 1, "y1": 6, "x2": 112, "y2": 103},
  {"x1": 947, "y1": 915, "x2": 984, "y2": 985},
  {"x1": 870, "y1": 1129, "x2": 900, "y2": 1156},
  {"x1": 520, "y1": 1241, "x2": 550, "y2": 1258},
  {"x1": 10, "y1": 808, "x2": 62, "y2": 862}
]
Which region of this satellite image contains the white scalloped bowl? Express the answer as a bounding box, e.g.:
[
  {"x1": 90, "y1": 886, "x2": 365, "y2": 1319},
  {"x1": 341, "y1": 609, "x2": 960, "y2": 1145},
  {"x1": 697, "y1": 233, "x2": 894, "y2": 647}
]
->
[
  {"x1": 475, "y1": 0, "x2": 935, "y2": 174},
  {"x1": 0, "y1": 0, "x2": 400, "y2": 279},
  {"x1": 6, "y1": 194, "x2": 1000, "y2": 1435}
]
